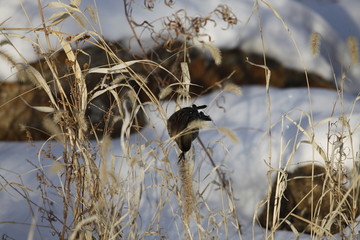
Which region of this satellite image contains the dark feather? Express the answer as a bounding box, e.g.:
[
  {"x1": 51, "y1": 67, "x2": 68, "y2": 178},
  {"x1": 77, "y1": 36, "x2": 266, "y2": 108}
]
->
[{"x1": 167, "y1": 104, "x2": 211, "y2": 160}]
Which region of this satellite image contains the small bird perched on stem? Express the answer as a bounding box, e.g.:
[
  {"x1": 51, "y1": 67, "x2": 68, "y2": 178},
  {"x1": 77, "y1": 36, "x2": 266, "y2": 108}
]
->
[{"x1": 167, "y1": 104, "x2": 211, "y2": 161}]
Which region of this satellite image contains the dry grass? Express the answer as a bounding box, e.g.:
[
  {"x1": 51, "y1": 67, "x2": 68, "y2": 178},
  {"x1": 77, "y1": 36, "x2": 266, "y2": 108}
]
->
[
  {"x1": 246, "y1": 1, "x2": 360, "y2": 238},
  {"x1": 253, "y1": 33, "x2": 359, "y2": 240},
  {"x1": 0, "y1": 1, "x2": 241, "y2": 239},
  {"x1": 0, "y1": 1, "x2": 359, "y2": 240}
]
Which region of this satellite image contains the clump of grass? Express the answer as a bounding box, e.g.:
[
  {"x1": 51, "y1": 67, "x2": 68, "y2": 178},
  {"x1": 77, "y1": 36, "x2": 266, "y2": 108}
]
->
[
  {"x1": 257, "y1": 104, "x2": 360, "y2": 239},
  {"x1": 248, "y1": 2, "x2": 360, "y2": 237},
  {"x1": 0, "y1": 1, "x2": 243, "y2": 239}
]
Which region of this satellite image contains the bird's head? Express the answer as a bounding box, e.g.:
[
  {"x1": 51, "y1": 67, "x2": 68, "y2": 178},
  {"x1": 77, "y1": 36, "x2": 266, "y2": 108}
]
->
[
  {"x1": 199, "y1": 112, "x2": 211, "y2": 121},
  {"x1": 192, "y1": 104, "x2": 211, "y2": 121}
]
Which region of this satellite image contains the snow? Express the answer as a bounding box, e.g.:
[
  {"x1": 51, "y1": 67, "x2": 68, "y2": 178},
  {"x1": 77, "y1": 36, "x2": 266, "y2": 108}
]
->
[
  {"x1": 0, "y1": 0, "x2": 360, "y2": 239},
  {"x1": 1, "y1": 86, "x2": 359, "y2": 239},
  {"x1": 0, "y1": 0, "x2": 360, "y2": 93}
]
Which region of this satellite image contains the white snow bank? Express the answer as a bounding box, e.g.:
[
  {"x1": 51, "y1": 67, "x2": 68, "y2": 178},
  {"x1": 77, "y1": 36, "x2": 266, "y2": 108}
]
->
[
  {"x1": 0, "y1": 0, "x2": 360, "y2": 93},
  {"x1": 1, "y1": 86, "x2": 359, "y2": 239}
]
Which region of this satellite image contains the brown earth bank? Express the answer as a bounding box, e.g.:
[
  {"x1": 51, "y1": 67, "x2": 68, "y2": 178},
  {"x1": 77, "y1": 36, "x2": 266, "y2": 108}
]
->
[
  {"x1": 258, "y1": 164, "x2": 360, "y2": 235},
  {"x1": 0, "y1": 40, "x2": 335, "y2": 141}
]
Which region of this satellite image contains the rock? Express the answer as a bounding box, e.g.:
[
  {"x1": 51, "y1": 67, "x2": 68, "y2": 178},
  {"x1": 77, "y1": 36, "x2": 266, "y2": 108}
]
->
[{"x1": 258, "y1": 164, "x2": 359, "y2": 235}]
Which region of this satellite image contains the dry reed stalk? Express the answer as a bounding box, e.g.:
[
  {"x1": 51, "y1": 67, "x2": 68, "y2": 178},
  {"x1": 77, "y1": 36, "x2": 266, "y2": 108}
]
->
[{"x1": 178, "y1": 157, "x2": 196, "y2": 229}]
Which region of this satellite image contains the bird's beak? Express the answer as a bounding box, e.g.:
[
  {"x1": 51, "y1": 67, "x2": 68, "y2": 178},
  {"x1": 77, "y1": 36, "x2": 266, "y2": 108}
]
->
[{"x1": 200, "y1": 112, "x2": 212, "y2": 121}]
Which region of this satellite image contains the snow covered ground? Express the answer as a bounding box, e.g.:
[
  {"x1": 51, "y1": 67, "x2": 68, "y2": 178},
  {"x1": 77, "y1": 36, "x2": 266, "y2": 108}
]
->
[
  {"x1": 1, "y1": 86, "x2": 359, "y2": 239},
  {"x1": 0, "y1": 0, "x2": 360, "y2": 93},
  {"x1": 0, "y1": 0, "x2": 360, "y2": 239}
]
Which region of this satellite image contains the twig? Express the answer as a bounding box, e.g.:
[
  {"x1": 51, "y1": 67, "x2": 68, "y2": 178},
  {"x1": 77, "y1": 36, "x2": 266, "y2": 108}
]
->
[
  {"x1": 123, "y1": 0, "x2": 148, "y2": 57},
  {"x1": 197, "y1": 136, "x2": 229, "y2": 194}
]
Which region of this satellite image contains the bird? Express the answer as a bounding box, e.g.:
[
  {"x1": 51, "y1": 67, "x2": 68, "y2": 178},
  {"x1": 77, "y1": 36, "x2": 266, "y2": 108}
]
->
[{"x1": 167, "y1": 104, "x2": 211, "y2": 161}]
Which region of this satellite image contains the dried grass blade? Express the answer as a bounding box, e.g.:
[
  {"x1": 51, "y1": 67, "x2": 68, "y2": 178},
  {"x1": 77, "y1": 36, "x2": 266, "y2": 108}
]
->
[
  {"x1": 71, "y1": 0, "x2": 81, "y2": 8},
  {"x1": 88, "y1": 84, "x2": 127, "y2": 101},
  {"x1": 218, "y1": 127, "x2": 240, "y2": 144},
  {"x1": 285, "y1": 115, "x2": 327, "y2": 161},
  {"x1": 58, "y1": 34, "x2": 87, "y2": 111},
  {"x1": 47, "y1": 2, "x2": 82, "y2": 13},
  {"x1": 88, "y1": 60, "x2": 154, "y2": 74},
  {"x1": 27, "y1": 105, "x2": 55, "y2": 113},
  {"x1": 47, "y1": 11, "x2": 70, "y2": 26},
  {"x1": 18, "y1": 63, "x2": 57, "y2": 107},
  {"x1": 72, "y1": 12, "x2": 86, "y2": 28},
  {"x1": 4, "y1": 33, "x2": 38, "y2": 45}
]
